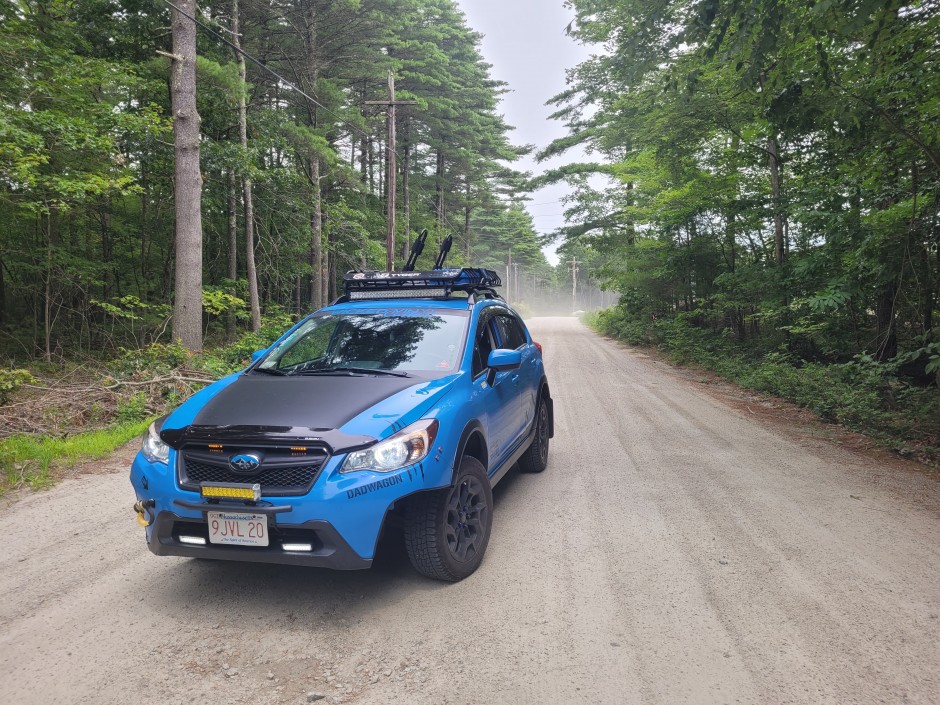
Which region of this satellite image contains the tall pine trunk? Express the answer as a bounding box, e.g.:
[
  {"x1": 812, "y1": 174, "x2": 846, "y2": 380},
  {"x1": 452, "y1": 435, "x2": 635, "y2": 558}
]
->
[
  {"x1": 170, "y1": 0, "x2": 203, "y2": 351},
  {"x1": 226, "y1": 171, "x2": 237, "y2": 339},
  {"x1": 435, "y1": 149, "x2": 445, "y2": 225},
  {"x1": 402, "y1": 121, "x2": 411, "y2": 262},
  {"x1": 232, "y1": 0, "x2": 261, "y2": 332},
  {"x1": 767, "y1": 134, "x2": 786, "y2": 266},
  {"x1": 464, "y1": 179, "x2": 471, "y2": 258},
  {"x1": 303, "y1": 1, "x2": 324, "y2": 310}
]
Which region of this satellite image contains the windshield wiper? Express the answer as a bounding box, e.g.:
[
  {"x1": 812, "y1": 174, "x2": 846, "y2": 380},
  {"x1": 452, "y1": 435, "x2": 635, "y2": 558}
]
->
[
  {"x1": 293, "y1": 366, "x2": 411, "y2": 378},
  {"x1": 251, "y1": 367, "x2": 287, "y2": 376}
]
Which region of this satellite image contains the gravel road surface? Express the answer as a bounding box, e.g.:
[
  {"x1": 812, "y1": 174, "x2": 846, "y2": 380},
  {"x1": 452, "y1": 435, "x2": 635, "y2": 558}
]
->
[{"x1": 1, "y1": 317, "x2": 938, "y2": 705}]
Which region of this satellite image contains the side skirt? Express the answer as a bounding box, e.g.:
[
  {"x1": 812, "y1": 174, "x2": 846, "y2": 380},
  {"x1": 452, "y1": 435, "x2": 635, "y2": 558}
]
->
[{"x1": 487, "y1": 417, "x2": 538, "y2": 488}]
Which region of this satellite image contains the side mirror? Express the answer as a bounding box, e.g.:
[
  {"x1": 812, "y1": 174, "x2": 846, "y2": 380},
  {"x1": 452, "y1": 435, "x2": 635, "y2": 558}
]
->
[
  {"x1": 251, "y1": 349, "x2": 266, "y2": 363},
  {"x1": 486, "y1": 348, "x2": 521, "y2": 385}
]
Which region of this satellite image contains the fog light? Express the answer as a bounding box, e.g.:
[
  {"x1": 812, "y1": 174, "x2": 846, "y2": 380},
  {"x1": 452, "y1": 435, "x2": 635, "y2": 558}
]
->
[
  {"x1": 179, "y1": 535, "x2": 207, "y2": 545},
  {"x1": 282, "y1": 543, "x2": 312, "y2": 552}
]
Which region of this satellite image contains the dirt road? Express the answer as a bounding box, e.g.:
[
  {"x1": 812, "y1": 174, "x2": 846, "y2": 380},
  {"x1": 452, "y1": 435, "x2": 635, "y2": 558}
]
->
[{"x1": 1, "y1": 317, "x2": 938, "y2": 705}]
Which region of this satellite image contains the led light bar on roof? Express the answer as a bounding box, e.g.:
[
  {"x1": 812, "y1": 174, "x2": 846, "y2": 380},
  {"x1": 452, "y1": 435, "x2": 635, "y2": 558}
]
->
[{"x1": 349, "y1": 288, "x2": 447, "y2": 300}]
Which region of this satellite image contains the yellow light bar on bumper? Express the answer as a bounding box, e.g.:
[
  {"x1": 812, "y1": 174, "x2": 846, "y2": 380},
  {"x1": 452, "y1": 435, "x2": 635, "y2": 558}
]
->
[{"x1": 200, "y1": 483, "x2": 261, "y2": 501}]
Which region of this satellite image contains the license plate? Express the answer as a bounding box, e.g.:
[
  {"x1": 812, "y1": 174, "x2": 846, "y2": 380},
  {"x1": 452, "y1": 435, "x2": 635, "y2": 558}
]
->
[{"x1": 207, "y1": 512, "x2": 269, "y2": 547}]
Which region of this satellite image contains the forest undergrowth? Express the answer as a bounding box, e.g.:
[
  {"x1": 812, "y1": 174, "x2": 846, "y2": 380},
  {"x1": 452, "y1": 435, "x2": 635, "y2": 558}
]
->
[
  {"x1": 587, "y1": 308, "x2": 940, "y2": 468},
  {"x1": 0, "y1": 315, "x2": 290, "y2": 496}
]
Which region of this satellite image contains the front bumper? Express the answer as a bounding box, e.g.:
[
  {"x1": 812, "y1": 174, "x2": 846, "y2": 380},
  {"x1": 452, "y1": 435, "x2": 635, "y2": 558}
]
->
[
  {"x1": 148, "y1": 509, "x2": 372, "y2": 570},
  {"x1": 131, "y1": 418, "x2": 456, "y2": 565}
]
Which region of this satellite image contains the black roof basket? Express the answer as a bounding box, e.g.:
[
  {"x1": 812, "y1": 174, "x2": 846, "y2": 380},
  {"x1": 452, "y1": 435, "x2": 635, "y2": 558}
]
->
[{"x1": 340, "y1": 267, "x2": 502, "y2": 301}]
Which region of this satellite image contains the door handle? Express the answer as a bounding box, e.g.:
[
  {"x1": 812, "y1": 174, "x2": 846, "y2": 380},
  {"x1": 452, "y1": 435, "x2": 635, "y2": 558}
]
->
[{"x1": 511, "y1": 374, "x2": 520, "y2": 384}]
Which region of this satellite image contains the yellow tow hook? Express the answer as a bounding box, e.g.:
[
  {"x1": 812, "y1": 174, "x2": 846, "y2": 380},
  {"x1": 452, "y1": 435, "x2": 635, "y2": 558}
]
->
[{"x1": 134, "y1": 499, "x2": 155, "y2": 527}]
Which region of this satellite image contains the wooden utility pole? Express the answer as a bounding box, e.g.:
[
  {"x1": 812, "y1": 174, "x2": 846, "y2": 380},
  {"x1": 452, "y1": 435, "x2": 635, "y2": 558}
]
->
[
  {"x1": 570, "y1": 258, "x2": 580, "y2": 312},
  {"x1": 366, "y1": 72, "x2": 416, "y2": 271}
]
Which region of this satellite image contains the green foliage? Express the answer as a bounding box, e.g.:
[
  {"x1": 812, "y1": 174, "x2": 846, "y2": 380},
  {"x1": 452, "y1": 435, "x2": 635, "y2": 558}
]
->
[
  {"x1": 0, "y1": 0, "x2": 545, "y2": 361},
  {"x1": 201, "y1": 288, "x2": 246, "y2": 318},
  {"x1": 548, "y1": 0, "x2": 939, "y2": 379},
  {"x1": 0, "y1": 369, "x2": 36, "y2": 405},
  {"x1": 116, "y1": 391, "x2": 148, "y2": 423},
  {"x1": 111, "y1": 342, "x2": 190, "y2": 376}
]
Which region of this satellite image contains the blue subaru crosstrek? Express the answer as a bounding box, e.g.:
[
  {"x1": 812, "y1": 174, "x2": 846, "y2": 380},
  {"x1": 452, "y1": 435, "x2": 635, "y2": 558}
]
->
[{"x1": 130, "y1": 265, "x2": 552, "y2": 581}]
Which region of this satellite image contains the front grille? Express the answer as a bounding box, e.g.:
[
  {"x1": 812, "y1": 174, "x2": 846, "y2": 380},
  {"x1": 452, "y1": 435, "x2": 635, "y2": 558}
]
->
[{"x1": 178, "y1": 445, "x2": 328, "y2": 496}]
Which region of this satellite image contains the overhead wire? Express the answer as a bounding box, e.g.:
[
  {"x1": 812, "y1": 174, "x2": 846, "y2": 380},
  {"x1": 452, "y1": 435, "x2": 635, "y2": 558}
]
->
[
  {"x1": 159, "y1": 0, "x2": 370, "y2": 141},
  {"x1": 160, "y1": 0, "x2": 535, "y2": 248}
]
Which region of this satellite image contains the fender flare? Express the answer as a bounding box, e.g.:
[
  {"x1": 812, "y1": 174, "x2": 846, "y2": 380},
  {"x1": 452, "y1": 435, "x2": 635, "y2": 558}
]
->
[
  {"x1": 451, "y1": 419, "x2": 488, "y2": 484},
  {"x1": 538, "y1": 378, "x2": 555, "y2": 438}
]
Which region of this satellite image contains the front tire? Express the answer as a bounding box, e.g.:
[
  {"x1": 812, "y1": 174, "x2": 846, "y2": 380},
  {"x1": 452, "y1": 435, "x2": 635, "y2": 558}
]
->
[
  {"x1": 404, "y1": 456, "x2": 493, "y2": 581},
  {"x1": 518, "y1": 398, "x2": 549, "y2": 473}
]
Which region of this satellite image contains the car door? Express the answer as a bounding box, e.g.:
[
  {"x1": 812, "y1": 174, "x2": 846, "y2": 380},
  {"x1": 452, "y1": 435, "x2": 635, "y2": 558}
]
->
[
  {"x1": 491, "y1": 310, "x2": 535, "y2": 448},
  {"x1": 470, "y1": 308, "x2": 518, "y2": 471}
]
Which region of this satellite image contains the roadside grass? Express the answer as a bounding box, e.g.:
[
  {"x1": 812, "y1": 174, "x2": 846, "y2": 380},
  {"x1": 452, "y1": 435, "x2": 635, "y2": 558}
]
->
[
  {"x1": 586, "y1": 308, "x2": 940, "y2": 466},
  {"x1": 0, "y1": 318, "x2": 295, "y2": 498},
  {"x1": 0, "y1": 419, "x2": 151, "y2": 497}
]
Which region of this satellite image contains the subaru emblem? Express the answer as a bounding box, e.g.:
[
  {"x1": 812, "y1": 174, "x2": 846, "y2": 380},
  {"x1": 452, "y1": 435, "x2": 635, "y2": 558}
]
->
[{"x1": 229, "y1": 453, "x2": 262, "y2": 473}]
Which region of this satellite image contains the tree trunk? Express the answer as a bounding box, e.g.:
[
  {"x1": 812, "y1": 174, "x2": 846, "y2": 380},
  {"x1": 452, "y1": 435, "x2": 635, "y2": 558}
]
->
[
  {"x1": 360, "y1": 134, "x2": 367, "y2": 182},
  {"x1": 464, "y1": 179, "x2": 472, "y2": 258},
  {"x1": 303, "y1": 1, "x2": 324, "y2": 310},
  {"x1": 226, "y1": 171, "x2": 238, "y2": 339},
  {"x1": 308, "y1": 159, "x2": 323, "y2": 310},
  {"x1": 326, "y1": 209, "x2": 336, "y2": 300},
  {"x1": 0, "y1": 257, "x2": 5, "y2": 326},
  {"x1": 435, "y1": 149, "x2": 445, "y2": 225},
  {"x1": 170, "y1": 0, "x2": 203, "y2": 351},
  {"x1": 43, "y1": 213, "x2": 53, "y2": 362},
  {"x1": 368, "y1": 138, "x2": 375, "y2": 193},
  {"x1": 875, "y1": 282, "x2": 899, "y2": 361},
  {"x1": 232, "y1": 0, "x2": 261, "y2": 332},
  {"x1": 402, "y1": 122, "x2": 411, "y2": 262},
  {"x1": 767, "y1": 134, "x2": 786, "y2": 266}
]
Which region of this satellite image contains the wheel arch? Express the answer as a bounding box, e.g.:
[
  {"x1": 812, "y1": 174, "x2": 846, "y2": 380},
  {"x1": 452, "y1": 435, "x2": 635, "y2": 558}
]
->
[
  {"x1": 452, "y1": 419, "x2": 488, "y2": 484},
  {"x1": 538, "y1": 377, "x2": 555, "y2": 438}
]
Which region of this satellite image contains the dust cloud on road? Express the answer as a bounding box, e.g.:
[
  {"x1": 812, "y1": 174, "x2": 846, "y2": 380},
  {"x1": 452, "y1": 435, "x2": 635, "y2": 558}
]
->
[{"x1": 1, "y1": 317, "x2": 937, "y2": 705}]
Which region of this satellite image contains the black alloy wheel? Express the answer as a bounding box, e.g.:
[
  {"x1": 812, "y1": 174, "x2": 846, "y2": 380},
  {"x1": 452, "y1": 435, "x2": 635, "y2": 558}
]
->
[
  {"x1": 444, "y1": 472, "x2": 488, "y2": 562},
  {"x1": 404, "y1": 455, "x2": 493, "y2": 581}
]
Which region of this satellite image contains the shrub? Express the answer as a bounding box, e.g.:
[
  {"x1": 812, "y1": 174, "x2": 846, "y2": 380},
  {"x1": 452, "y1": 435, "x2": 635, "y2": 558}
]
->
[{"x1": 0, "y1": 369, "x2": 35, "y2": 405}]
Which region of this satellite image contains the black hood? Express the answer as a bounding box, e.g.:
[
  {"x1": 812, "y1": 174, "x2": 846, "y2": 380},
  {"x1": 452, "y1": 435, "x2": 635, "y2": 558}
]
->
[{"x1": 191, "y1": 374, "x2": 418, "y2": 429}]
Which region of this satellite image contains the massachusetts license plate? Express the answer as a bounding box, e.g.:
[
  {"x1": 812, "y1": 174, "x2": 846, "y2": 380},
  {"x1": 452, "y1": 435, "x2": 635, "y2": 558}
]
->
[{"x1": 207, "y1": 512, "x2": 269, "y2": 547}]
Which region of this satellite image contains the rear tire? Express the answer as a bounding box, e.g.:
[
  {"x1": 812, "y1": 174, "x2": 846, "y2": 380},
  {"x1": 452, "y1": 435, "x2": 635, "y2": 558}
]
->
[
  {"x1": 404, "y1": 456, "x2": 492, "y2": 581},
  {"x1": 518, "y1": 398, "x2": 549, "y2": 473}
]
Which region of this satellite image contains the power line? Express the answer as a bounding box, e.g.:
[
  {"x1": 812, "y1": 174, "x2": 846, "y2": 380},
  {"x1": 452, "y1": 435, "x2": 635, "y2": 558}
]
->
[
  {"x1": 160, "y1": 0, "x2": 504, "y2": 249},
  {"x1": 160, "y1": 0, "x2": 371, "y2": 141}
]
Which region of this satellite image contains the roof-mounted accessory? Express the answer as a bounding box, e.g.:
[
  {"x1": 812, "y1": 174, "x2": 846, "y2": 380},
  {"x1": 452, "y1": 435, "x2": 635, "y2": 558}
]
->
[
  {"x1": 433, "y1": 234, "x2": 453, "y2": 269},
  {"x1": 341, "y1": 268, "x2": 502, "y2": 301},
  {"x1": 403, "y1": 229, "x2": 428, "y2": 272}
]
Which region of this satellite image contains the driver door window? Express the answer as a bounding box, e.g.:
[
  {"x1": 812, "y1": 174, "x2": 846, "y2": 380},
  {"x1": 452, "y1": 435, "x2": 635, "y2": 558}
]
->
[{"x1": 471, "y1": 317, "x2": 496, "y2": 378}]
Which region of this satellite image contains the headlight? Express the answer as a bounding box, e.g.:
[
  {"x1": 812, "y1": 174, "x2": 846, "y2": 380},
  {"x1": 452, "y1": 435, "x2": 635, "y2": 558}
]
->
[
  {"x1": 141, "y1": 421, "x2": 169, "y2": 464},
  {"x1": 342, "y1": 419, "x2": 438, "y2": 473}
]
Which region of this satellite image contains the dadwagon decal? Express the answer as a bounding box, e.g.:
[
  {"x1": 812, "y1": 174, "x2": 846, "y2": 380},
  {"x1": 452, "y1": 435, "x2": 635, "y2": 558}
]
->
[{"x1": 345, "y1": 472, "x2": 406, "y2": 499}]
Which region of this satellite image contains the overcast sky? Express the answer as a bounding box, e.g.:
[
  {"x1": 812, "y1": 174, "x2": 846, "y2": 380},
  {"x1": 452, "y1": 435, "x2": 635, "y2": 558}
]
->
[{"x1": 456, "y1": 0, "x2": 594, "y2": 265}]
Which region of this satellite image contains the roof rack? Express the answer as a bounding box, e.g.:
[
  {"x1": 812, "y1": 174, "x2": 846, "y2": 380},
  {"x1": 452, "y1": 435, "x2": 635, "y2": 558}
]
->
[{"x1": 340, "y1": 267, "x2": 502, "y2": 301}]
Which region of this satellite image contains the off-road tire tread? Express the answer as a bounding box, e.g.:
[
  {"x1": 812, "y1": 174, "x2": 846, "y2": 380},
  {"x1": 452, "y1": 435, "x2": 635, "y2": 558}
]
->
[
  {"x1": 403, "y1": 490, "x2": 457, "y2": 581},
  {"x1": 404, "y1": 456, "x2": 491, "y2": 582}
]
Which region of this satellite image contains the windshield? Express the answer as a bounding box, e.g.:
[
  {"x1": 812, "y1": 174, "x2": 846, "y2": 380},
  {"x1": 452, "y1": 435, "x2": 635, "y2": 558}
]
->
[{"x1": 257, "y1": 308, "x2": 469, "y2": 375}]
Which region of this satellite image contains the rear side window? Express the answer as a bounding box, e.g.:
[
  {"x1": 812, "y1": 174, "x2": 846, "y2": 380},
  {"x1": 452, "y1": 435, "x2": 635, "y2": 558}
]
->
[{"x1": 493, "y1": 313, "x2": 527, "y2": 350}]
